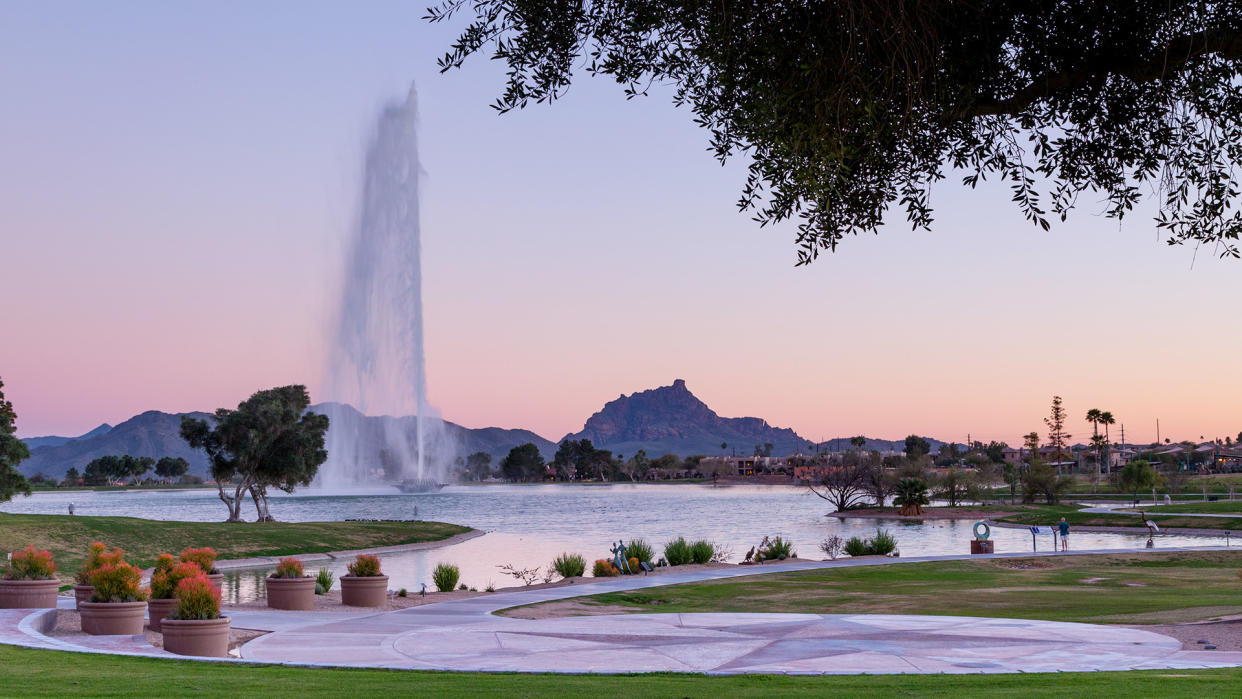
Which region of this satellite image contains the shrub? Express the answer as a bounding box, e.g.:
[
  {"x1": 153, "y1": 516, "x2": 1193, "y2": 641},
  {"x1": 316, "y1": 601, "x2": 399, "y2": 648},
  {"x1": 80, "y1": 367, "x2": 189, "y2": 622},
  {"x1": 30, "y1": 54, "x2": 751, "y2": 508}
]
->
[
  {"x1": 690, "y1": 540, "x2": 715, "y2": 564},
  {"x1": 272, "y1": 557, "x2": 305, "y2": 579},
  {"x1": 592, "y1": 559, "x2": 620, "y2": 577},
  {"x1": 764, "y1": 536, "x2": 795, "y2": 561},
  {"x1": 551, "y1": 553, "x2": 586, "y2": 579},
  {"x1": 485, "y1": 580, "x2": 496, "y2": 592},
  {"x1": 6, "y1": 545, "x2": 55, "y2": 580},
  {"x1": 843, "y1": 536, "x2": 869, "y2": 557},
  {"x1": 432, "y1": 562, "x2": 460, "y2": 592},
  {"x1": 397, "y1": 588, "x2": 408, "y2": 597},
  {"x1": 151, "y1": 561, "x2": 205, "y2": 599},
  {"x1": 172, "y1": 574, "x2": 220, "y2": 620},
  {"x1": 315, "y1": 568, "x2": 334, "y2": 595},
  {"x1": 76, "y1": 542, "x2": 115, "y2": 584},
  {"x1": 626, "y1": 556, "x2": 641, "y2": 573},
  {"x1": 152, "y1": 553, "x2": 177, "y2": 576},
  {"x1": 869, "y1": 529, "x2": 898, "y2": 555},
  {"x1": 88, "y1": 562, "x2": 147, "y2": 603},
  {"x1": 664, "y1": 537, "x2": 694, "y2": 566},
  {"x1": 819, "y1": 535, "x2": 845, "y2": 560},
  {"x1": 626, "y1": 539, "x2": 654, "y2": 565},
  {"x1": 179, "y1": 547, "x2": 219, "y2": 575},
  {"x1": 347, "y1": 554, "x2": 382, "y2": 577}
]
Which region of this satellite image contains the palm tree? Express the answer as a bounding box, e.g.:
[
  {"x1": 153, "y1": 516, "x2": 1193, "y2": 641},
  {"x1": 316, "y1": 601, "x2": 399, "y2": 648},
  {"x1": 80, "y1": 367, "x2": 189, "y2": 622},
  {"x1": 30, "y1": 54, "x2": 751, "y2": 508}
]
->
[
  {"x1": 1099, "y1": 411, "x2": 1116, "y2": 474},
  {"x1": 850, "y1": 436, "x2": 867, "y2": 451},
  {"x1": 1085, "y1": 408, "x2": 1102, "y2": 481},
  {"x1": 893, "y1": 478, "x2": 930, "y2": 516}
]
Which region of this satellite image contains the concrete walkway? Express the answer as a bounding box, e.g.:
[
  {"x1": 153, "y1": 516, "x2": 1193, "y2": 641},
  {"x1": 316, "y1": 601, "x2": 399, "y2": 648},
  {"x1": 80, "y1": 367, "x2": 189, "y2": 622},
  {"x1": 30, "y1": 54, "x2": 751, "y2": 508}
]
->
[{"x1": 236, "y1": 546, "x2": 1242, "y2": 674}]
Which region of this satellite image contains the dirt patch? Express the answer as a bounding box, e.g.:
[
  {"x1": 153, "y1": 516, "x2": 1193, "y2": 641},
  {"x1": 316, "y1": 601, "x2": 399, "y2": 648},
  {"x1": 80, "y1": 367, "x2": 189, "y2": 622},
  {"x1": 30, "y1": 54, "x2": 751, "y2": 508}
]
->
[
  {"x1": 994, "y1": 558, "x2": 1057, "y2": 570},
  {"x1": 1081, "y1": 577, "x2": 1109, "y2": 584},
  {"x1": 1134, "y1": 619, "x2": 1242, "y2": 651},
  {"x1": 502, "y1": 600, "x2": 640, "y2": 619}
]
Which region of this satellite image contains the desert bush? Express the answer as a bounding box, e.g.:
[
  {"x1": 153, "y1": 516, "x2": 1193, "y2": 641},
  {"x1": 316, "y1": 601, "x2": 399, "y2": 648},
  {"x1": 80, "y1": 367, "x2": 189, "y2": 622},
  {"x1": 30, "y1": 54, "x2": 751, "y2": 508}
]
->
[
  {"x1": 485, "y1": 580, "x2": 496, "y2": 592},
  {"x1": 764, "y1": 536, "x2": 795, "y2": 561},
  {"x1": 551, "y1": 553, "x2": 586, "y2": 579},
  {"x1": 592, "y1": 559, "x2": 620, "y2": 577},
  {"x1": 843, "y1": 536, "x2": 869, "y2": 557},
  {"x1": 690, "y1": 540, "x2": 714, "y2": 564},
  {"x1": 664, "y1": 537, "x2": 694, "y2": 566},
  {"x1": 626, "y1": 556, "x2": 641, "y2": 573},
  {"x1": 6, "y1": 545, "x2": 55, "y2": 580},
  {"x1": 89, "y1": 562, "x2": 147, "y2": 603},
  {"x1": 498, "y1": 563, "x2": 541, "y2": 586},
  {"x1": 179, "y1": 547, "x2": 219, "y2": 575},
  {"x1": 172, "y1": 574, "x2": 220, "y2": 620},
  {"x1": 272, "y1": 557, "x2": 305, "y2": 579},
  {"x1": 626, "y1": 539, "x2": 654, "y2": 565},
  {"x1": 710, "y1": 542, "x2": 733, "y2": 563},
  {"x1": 347, "y1": 554, "x2": 382, "y2": 577},
  {"x1": 151, "y1": 561, "x2": 205, "y2": 599},
  {"x1": 397, "y1": 588, "x2": 408, "y2": 597},
  {"x1": 315, "y1": 568, "x2": 334, "y2": 595},
  {"x1": 433, "y1": 562, "x2": 460, "y2": 592},
  {"x1": 819, "y1": 535, "x2": 845, "y2": 560},
  {"x1": 868, "y1": 529, "x2": 898, "y2": 555}
]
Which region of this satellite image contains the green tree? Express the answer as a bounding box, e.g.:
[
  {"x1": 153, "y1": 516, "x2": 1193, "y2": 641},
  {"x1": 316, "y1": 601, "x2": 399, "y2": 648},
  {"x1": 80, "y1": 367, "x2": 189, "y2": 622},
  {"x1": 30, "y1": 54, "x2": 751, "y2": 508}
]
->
[
  {"x1": 893, "y1": 477, "x2": 930, "y2": 516},
  {"x1": 1044, "y1": 396, "x2": 1071, "y2": 474},
  {"x1": 463, "y1": 451, "x2": 493, "y2": 481},
  {"x1": 181, "y1": 385, "x2": 329, "y2": 522},
  {"x1": 983, "y1": 441, "x2": 1007, "y2": 464},
  {"x1": 904, "y1": 435, "x2": 930, "y2": 460},
  {"x1": 934, "y1": 468, "x2": 974, "y2": 507},
  {"x1": 430, "y1": 2, "x2": 1242, "y2": 263},
  {"x1": 62, "y1": 466, "x2": 80, "y2": 486},
  {"x1": 154, "y1": 456, "x2": 189, "y2": 481},
  {"x1": 1002, "y1": 463, "x2": 1019, "y2": 502},
  {"x1": 1119, "y1": 459, "x2": 1157, "y2": 500},
  {"x1": 500, "y1": 442, "x2": 545, "y2": 482},
  {"x1": 850, "y1": 436, "x2": 867, "y2": 451},
  {"x1": 1099, "y1": 411, "x2": 1116, "y2": 473},
  {"x1": 0, "y1": 378, "x2": 31, "y2": 503}
]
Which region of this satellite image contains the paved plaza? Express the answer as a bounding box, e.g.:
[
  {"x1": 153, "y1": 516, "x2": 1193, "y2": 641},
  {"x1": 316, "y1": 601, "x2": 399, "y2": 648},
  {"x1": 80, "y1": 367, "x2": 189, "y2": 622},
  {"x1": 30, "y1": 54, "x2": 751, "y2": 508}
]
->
[{"x1": 5, "y1": 547, "x2": 1242, "y2": 674}]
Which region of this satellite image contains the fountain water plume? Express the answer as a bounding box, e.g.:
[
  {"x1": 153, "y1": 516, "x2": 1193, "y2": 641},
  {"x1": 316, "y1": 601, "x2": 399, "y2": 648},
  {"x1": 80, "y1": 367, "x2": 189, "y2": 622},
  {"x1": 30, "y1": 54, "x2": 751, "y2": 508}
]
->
[{"x1": 318, "y1": 84, "x2": 451, "y2": 488}]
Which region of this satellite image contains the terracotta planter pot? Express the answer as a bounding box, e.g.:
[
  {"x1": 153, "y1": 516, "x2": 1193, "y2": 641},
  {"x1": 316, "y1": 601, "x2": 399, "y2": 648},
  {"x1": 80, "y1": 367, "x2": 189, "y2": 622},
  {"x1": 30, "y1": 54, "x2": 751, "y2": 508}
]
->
[
  {"x1": 206, "y1": 573, "x2": 224, "y2": 590},
  {"x1": 161, "y1": 616, "x2": 231, "y2": 657},
  {"x1": 147, "y1": 597, "x2": 179, "y2": 631},
  {"x1": 265, "y1": 576, "x2": 315, "y2": 610},
  {"x1": 73, "y1": 584, "x2": 93, "y2": 609},
  {"x1": 340, "y1": 575, "x2": 389, "y2": 607},
  {"x1": 80, "y1": 601, "x2": 147, "y2": 635},
  {"x1": 0, "y1": 579, "x2": 61, "y2": 609}
]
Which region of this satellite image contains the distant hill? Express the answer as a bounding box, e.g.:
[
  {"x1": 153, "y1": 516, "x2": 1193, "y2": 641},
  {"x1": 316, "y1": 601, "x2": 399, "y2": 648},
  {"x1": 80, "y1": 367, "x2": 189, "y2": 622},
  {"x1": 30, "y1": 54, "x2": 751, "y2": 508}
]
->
[
  {"x1": 20, "y1": 412, "x2": 211, "y2": 479},
  {"x1": 812, "y1": 435, "x2": 950, "y2": 454},
  {"x1": 559, "y1": 379, "x2": 811, "y2": 458},
  {"x1": 21, "y1": 423, "x2": 113, "y2": 450}
]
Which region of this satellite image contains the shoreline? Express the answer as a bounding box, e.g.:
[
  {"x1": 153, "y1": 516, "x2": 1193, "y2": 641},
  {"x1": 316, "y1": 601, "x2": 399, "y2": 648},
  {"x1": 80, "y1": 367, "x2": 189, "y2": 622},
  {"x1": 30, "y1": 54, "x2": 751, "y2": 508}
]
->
[
  {"x1": 985, "y1": 519, "x2": 1234, "y2": 538},
  {"x1": 830, "y1": 507, "x2": 1019, "y2": 520},
  {"x1": 213, "y1": 528, "x2": 485, "y2": 571}
]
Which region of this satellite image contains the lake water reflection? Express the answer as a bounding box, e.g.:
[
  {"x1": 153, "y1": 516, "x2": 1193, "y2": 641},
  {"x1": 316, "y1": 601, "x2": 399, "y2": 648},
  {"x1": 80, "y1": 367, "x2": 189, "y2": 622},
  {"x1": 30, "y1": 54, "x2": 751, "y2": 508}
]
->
[{"x1": 3, "y1": 484, "x2": 1227, "y2": 600}]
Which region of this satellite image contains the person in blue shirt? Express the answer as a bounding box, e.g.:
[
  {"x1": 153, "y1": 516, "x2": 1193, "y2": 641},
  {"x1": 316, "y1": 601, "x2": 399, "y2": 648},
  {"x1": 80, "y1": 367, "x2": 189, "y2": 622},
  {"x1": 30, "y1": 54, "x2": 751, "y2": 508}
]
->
[{"x1": 1058, "y1": 517, "x2": 1070, "y2": 551}]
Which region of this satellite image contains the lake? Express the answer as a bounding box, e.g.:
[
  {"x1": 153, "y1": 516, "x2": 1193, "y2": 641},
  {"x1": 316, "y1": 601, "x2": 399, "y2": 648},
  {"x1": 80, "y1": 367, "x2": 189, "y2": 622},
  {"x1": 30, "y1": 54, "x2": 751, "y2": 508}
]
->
[{"x1": 2, "y1": 484, "x2": 1225, "y2": 601}]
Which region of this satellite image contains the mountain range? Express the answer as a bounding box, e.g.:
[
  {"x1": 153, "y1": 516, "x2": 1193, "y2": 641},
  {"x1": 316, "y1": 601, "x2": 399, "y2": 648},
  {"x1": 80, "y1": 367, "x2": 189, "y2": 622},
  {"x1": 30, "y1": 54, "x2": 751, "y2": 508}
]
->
[{"x1": 19, "y1": 379, "x2": 946, "y2": 478}]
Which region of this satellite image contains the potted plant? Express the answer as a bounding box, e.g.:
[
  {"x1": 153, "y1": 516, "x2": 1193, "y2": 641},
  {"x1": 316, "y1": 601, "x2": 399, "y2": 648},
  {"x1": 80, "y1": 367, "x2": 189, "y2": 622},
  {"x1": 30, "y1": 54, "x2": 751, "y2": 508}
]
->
[
  {"x1": 179, "y1": 547, "x2": 223, "y2": 589},
  {"x1": 0, "y1": 545, "x2": 59, "y2": 608},
  {"x1": 80, "y1": 559, "x2": 148, "y2": 635},
  {"x1": 265, "y1": 557, "x2": 314, "y2": 610},
  {"x1": 340, "y1": 554, "x2": 388, "y2": 607},
  {"x1": 73, "y1": 542, "x2": 104, "y2": 608},
  {"x1": 160, "y1": 573, "x2": 230, "y2": 657},
  {"x1": 148, "y1": 556, "x2": 205, "y2": 632}
]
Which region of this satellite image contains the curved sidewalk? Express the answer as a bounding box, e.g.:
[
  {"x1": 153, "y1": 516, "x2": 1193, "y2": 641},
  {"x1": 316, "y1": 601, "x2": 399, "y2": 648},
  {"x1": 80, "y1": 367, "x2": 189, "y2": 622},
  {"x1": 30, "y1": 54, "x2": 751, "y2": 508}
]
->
[{"x1": 238, "y1": 546, "x2": 1242, "y2": 674}]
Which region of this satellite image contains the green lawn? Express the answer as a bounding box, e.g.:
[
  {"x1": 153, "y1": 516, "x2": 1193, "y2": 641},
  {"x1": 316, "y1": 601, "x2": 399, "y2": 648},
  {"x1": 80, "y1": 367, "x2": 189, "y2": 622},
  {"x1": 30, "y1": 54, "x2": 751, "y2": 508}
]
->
[
  {"x1": 0, "y1": 644, "x2": 1240, "y2": 697},
  {"x1": 0, "y1": 513, "x2": 471, "y2": 579},
  {"x1": 1140, "y1": 500, "x2": 1242, "y2": 514},
  {"x1": 995, "y1": 504, "x2": 1242, "y2": 531},
  {"x1": 503, "y1": 551, "x2": 1242, "y2": 625}
]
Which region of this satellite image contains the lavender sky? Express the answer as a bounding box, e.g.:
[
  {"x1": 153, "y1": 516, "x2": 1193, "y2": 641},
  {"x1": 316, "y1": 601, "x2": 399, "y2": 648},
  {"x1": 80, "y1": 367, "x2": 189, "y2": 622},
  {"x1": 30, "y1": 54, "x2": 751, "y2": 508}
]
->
[{"x1": 2, "y1": 2, "x2": 1239, "y2": 447}]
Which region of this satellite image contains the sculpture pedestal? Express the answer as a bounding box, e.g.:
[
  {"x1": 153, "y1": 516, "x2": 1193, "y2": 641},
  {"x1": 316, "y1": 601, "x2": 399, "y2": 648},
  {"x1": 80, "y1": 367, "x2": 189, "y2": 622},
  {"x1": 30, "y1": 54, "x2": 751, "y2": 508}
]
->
[{"x1": 970, "y1": 540, "x2": 994, "y2": 555}]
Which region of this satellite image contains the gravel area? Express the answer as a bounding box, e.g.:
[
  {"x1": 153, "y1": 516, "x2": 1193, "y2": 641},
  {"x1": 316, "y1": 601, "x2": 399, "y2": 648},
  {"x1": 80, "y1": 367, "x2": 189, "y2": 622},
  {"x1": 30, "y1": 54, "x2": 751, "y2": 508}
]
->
[{"x1": 1133, "y1": 618, "x2": 1242, "y2": 651}]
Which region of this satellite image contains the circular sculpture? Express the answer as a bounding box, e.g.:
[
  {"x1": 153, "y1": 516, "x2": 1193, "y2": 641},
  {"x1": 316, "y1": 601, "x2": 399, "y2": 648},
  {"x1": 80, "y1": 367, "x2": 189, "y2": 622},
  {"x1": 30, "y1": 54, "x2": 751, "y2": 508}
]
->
[{"x1": 973, "y1": 521, "x2": 991, "y2": 540}]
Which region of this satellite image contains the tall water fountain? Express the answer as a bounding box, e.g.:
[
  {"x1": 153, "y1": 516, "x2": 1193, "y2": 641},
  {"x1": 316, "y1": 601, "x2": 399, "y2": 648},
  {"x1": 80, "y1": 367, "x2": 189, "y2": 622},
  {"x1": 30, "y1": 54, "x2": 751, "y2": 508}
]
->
[{"x1": 318, "y1": 85, "x2": 450, "y2": 488}]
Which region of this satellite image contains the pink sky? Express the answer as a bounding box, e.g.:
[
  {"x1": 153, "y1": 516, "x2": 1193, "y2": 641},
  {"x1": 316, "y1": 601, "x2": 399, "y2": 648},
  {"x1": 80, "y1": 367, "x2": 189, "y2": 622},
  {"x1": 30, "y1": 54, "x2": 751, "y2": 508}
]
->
[{"x1": 3, "y1": 3, "x2": 1240, "y2": 448}]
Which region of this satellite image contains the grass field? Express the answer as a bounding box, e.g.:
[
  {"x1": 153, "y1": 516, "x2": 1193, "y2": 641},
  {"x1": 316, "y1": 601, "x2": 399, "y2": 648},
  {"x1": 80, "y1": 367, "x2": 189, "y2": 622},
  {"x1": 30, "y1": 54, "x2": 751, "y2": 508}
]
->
[
  {"x1": 502, "y1": 551, "x2": 1242, "y2": 625},
  {"x1": 0, "y1": 513, "x2": 471, "y2": 579},
  {"x1": 994, "y1": 504, "x2": 1242, "y2": 531},
  {"x1": 0, "y1": 643, "x2": 1241, "y2": 697},
  {"x1": 1140, "y1": 500, "x2": 1242, "y2": 514}
]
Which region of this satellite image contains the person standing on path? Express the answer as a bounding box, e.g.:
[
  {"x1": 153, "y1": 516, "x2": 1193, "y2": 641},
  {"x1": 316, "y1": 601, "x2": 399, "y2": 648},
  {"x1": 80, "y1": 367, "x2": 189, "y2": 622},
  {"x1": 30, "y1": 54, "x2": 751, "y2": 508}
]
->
[{"x1": 1058, "y1": 517, "x2": 1070, "y2": 551}]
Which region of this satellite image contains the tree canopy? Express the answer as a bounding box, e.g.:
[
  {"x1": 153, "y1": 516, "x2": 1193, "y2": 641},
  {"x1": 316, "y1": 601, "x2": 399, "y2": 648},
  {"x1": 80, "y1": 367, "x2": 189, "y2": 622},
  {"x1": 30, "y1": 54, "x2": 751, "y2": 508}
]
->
[
  {"x1": 0, "y1": 378, "x2": 32, "y2": 503},
  {"x1": 180, "y1": 385, "x2": 329, "y2": 522},
  {"x1": 429, "y1": 1, "x2": 1242, "y2": 263},
  {"x1": 83, "y1": 455, "x2": 154, "y2": 485},
  {"x1": 500, "y1": 442, "x2": 546, "y2": 482}
]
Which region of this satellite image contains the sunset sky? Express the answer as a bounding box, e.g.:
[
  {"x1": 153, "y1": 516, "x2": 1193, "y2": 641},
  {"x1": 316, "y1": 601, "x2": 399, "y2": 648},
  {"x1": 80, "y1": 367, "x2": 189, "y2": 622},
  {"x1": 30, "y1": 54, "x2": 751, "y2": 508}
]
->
[{"x1": 3, "y1": 2, "x2": 1240, "y2": 448}]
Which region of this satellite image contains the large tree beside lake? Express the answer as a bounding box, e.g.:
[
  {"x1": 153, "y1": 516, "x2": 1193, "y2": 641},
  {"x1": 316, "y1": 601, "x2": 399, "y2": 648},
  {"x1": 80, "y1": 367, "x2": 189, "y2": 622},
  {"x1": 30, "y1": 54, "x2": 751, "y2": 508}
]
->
[
  {"x1": 180, "y1": 385, "x2": 329, "y2": 522},
  {"x1": 0, "y1": 378, "x2": 32, "y2": 503},
  {"x1": 429, "y1": 1, "x2": 1242, "y2": 263}
]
